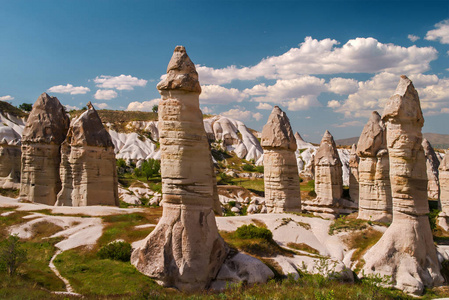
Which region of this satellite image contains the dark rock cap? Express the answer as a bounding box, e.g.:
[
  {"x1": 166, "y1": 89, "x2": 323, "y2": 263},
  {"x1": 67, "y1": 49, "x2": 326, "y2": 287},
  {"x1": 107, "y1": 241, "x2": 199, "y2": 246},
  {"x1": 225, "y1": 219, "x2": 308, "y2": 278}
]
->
[
  {"x1": 382, "y1": 75, "x2": 424, "y2": 127},
  {"x1": 357, "y1": 111, "x2": 386, "y2": 157},
  {"x1": 157, "y1": 46, "x2": 201, "y2": 93},
  {"x1": 261, "y1": 106, "x2": 297, "y2": 150},
  {"x1": 22, "y1": 93, "x2": 70, "y2": 144},
  {"x1": 66, "y1": 102, "x2": 114, "y2": 148}
]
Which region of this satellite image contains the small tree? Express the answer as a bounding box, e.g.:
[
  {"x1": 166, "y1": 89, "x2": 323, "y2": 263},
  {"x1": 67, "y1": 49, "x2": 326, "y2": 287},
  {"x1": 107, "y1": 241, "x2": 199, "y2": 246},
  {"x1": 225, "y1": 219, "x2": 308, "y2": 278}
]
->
[
  {"x1": 0, "y1": 235, "x2": 27, "y2": 276},
  {"x1": 18, "y1": 103, "x2": 33, "y2": 112},
  {"x1": 152, "y1": 105, "x2": 158, "y2": 113},
  {"x1": 141, "y1": 158, "x2": 161, "y2": 180}
]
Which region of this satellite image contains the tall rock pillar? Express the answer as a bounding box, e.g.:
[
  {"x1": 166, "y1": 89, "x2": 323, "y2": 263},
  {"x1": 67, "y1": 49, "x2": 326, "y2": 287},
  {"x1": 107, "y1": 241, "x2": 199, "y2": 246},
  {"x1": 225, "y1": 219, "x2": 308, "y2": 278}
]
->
[
  {"x1": 357, "y1": 111, "x2": 392, "y2": 222},
  {"x1": 56, "y1": 102, "x2": 118, "y2": 206},
  {"x1": 261, "y1": 106, "x2": 301, "y2": 213},
  {"x1": 131, "y1": 46, "x2": 227, "y2": 291},
  {"x1": 362, "y1": 76, "x2": 443, "y2": 295},
  {"x1": 422, "y1": 139, "x2": 440, "y2": 201},
  {"x1": 304, "y1": 130, "x2": 342, "y2": 217},
  {"x1": 438, "y1": 152, "x2": 449, "y2": 229},
  {"x1": 348, "y1": 144, "x2": 359, "y2": 204},
  {"x1": 19, "y1": 93, "x2": 69, "y2": 205}
]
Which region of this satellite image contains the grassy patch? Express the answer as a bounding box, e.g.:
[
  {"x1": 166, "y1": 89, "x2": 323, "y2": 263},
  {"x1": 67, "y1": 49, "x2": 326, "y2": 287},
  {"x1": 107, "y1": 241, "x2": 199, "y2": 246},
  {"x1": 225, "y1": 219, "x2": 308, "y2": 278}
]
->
[
  {"x1": 328, "y1": 214, "x2": 386, "y2": 235},
  {"x1": 99, "y1": 210, "x2": 162, "y2": 246},
  {"x1": 0, "y1": 188, "x2": 19, "y2": 198},
  {"x1": 54, "y1": 246, "x2": 164, "y2": 297},
  {"x1": 344, "y1": 227, "x2": 383, "y2": 271},
  {"x1": 0, "y1": 209, "x2": 30, "y2": 238},
  {"x1": 287, "y1": 242, "x2": 320, "y2": 255},
  {"x1": 228, "y1": 178, "x2": 264, "y2": 196},
  {"x1": 275, "y1": 217, "x2": 311, "y2": 230},
  {"x1": 28, "y1": 221, "x2": 63, "y2": 242}
]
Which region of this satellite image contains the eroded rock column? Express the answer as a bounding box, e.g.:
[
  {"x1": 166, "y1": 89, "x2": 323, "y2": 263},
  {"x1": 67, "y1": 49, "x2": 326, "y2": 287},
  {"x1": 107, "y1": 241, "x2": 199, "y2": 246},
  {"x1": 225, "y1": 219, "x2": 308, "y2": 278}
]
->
[
  {"x1": 422, "y1": 139, "x2": 440, "y2": 201},
  {"x1": 131, "y1": 46, "x2": 227, "y2": 291},
  {"x1": 56, "y1": 102, "x2": 118, "y2": 206},
  {"x1": 303, "y1": 130, "x2": 342, "y2": 217},
  {"x1": 362, "y1": 76, "x2": 443, "y2": 295},
  {"x1": 438, "y1": 152, "x2": 449, "y2": 229},
  {"x1": 19, "y1": 93, "x2": 69, "y2": 205},
  {"x1": 0, "y1": 140, "x2": 21, "y2": 189},
  {"x1": 348, "y1": 144, "x2": 359, "y2": 204},
  {"x1": 357, "y1": 111, "x2": 392, "y2": 222},
  {"x1": 261, "y1": 106, "x2": 301, "y2": 213}
]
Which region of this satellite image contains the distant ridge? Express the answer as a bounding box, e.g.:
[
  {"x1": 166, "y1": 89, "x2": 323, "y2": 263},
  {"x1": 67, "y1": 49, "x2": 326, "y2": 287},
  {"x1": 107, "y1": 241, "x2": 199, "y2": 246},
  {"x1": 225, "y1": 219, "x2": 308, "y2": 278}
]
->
[{"x1": 335, "y1": 133, "x2": 449, "y2": 150}]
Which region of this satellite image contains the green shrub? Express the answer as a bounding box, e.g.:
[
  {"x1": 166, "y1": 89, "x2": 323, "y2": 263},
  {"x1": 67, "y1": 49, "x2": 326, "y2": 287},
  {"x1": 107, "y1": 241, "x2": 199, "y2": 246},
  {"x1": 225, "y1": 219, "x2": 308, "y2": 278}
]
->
[
  {"x1": 97, "y1": 241, "x2": 132, "y2": 262},
  {"x1": 235, "y1": 224, "x2": 273, "y2": 241},
  {"x1": 428, "y1": 208, "x2": 440, "y2": 231},
  {"x1": 242, "y1": 164, "x2": 256, "y2": 172},
  {"x1": 255, "y1": 166, "x2": 264, "y2": 173},
  {"x1": 0, "y1": 234, "x2": 27, "y2": 276}
]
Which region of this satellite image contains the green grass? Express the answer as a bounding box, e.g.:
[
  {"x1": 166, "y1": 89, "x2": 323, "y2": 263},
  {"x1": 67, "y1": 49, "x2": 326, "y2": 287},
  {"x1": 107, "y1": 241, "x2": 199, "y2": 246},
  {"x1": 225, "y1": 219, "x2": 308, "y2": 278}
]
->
[
  {"x1": 0, "y1": 101, "x2": 28, "y2": 118},
  {"x1": 0, "y1": 209, "x2": 30, "y2": 238},
  {"x1": 0, "y1": 188, "x2": 19, "y2": 198},
  {"x1": 99, "y1": 210, "x2": 162, "y2": 246},
  {"x1": 329, "y1": 214, "x2": 386, "y2": 235},
  {"x1": 287, "y1": 242, "x2": 320, "y2": 255},
  {"x1": 228, "y1": 178, "x2": 264, "y2": 195},
  {"x1": 344, "y1": 228, "x2": 383, "y2": 272},
  {"x1": 54, "y1": 247, "x2": 164, "y2": 297}
]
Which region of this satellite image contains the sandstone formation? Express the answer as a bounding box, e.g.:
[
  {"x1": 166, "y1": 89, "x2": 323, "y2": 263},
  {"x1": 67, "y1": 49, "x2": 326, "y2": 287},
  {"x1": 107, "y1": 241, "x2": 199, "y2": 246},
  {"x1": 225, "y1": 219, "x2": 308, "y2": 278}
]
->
[
  {"x1": 261, "y1": 106, "x2": 301, "y2": 213},
  {"x1": 348, "y1": 144, "x2": 359, "y2": 204},
  {"x1": 304, "y1": 130, "x2": 342, "y2": 216},
  {"x1": 19, "y1": 93, "x2": 69, "y2": 204},
  {"x1": 362, "y1": 76, "x2": 443, "y2": 295},
  {"x1": 422, "y1": 139, "x2": 440, "y2": 200},
  {"x1": 56, "y1": 102, "x2": 118, "y2": 206},
  {"x1": 438, "y1": 152, "x2": 449, "y2": 229},
  {"x1": 356, "y1": 111, "x2": 392, "y2": 222},
  {"x1": 0, "y1": 139, "x2": 21, "y2": 189},
  {"x1": 131, "y1": 46, "x2": 227, "y2": 291}
]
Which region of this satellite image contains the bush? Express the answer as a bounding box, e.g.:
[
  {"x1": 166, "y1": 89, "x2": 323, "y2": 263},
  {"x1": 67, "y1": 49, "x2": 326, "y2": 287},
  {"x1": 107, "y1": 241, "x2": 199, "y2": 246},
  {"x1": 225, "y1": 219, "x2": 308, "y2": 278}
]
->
[
  {"x1": 141, "y1": 159, "x2": 161, "y2": 180},
  {"x1": 97, "y1": 241, "x2": 132, "y2": 262},
  {"x1": 255, "y1": 166, "x2": 264, "y2": 173},
  {"x1": 242, "y1": 164, "x2": 256, "y2": 172},
  {"x1": 428, "y1": 208, "x2": 440, "y2": 231},
  {"x1": 235, "y1": 224, "x2": 273, "y2": 241},
  {"x1": 0, "y1": 234, "x2": 27, "y2": 276}
]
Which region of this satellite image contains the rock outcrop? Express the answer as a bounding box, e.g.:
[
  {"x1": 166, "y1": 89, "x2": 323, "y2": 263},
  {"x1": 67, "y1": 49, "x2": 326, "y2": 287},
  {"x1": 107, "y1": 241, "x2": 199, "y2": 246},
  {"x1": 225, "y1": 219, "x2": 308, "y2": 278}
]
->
[
  {"x1": 56, "y1": 103, "x2": 118, "y2": 206},
  {"x1": 0, "y1": 139, "x2": 21, "y2": 189},
  {"x1": 261, "y1": 106, "x2": 301, "y2": 213},
  {"x1": 131, "y1": 46, "x2": 227, "y2": 291},
  {"x1": 303, "y1": 131, "x2": 342, "y2": 216},
  {"x1": 348, "y1": 144, "x2": 359, "y2": 204},
  {"x1": 422, "y1": 139, "x2": 440, "y2": 200},
  {"x1": 357, "y1": 111, "x2": 392, "y2": 222},
  {"x1": 362, "y1": 76, "x2": 443, "y2": 295},
  {"x1": 438, "y1": 152, "x2": 449, "y2": 229},
  {"x1": 19, "y1": 93, "x2": 69, "y2": 204}
]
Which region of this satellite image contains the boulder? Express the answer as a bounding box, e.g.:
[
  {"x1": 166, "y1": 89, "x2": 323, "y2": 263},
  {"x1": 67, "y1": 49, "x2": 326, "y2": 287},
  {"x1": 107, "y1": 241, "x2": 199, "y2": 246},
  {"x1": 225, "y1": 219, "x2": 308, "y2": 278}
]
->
[
  {"x1": 357, "y1": 111, "x2": 392, "y2": 222},
  {"x1": 362, "y1": 75, "x2": 443, "y2": 295},
  {"x1": 56, "y1": 102, "x2": 118, "y2": 206},
  {"x1": 19, "y1": 93, "x2": 69, "y2": 204},
  {"x1": 261, "y1": 106, "x2": 301, "y2": 213},
  {"x1": 131, "y1": 46, "x2": 228, "y2": 292}
]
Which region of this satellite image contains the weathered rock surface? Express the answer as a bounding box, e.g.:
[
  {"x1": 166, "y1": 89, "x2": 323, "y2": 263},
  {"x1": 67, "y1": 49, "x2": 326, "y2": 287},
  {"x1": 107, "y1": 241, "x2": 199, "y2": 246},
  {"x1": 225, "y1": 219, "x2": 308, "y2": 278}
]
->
[
  {"x1": 131, "y1": 46, "x2": 227, "y2": 291},
  {"x1": 357, "y1": 111, "x2": 392, "y2": 222},
  {"x1": 210, "y1": 252, "x2": 274, "y2": 290},
  {"x1": 362, "y1": 76, "x2": 443, "y2": 295},
  {"x1": 303, "y1": 131, "x2": 342, "y2": 216},
  {"x1": 56, "y1": 103, "x2": 118, "y2": 206},
  {"x1": 422, "y1": 139, "x2": 440, "y2": 200},
  {"x1": 0, "y1": 140, "x2": 21, "y2": 189},
  {"x1": 261, "y1": 106, "x2": 301, "y2": 213},
  {"x1": 19, "y1": 93, "x2": 69, "y2": 204},
  {"x1": 439, "y1": 151, "x2": 449, "y2": 229},
  {"x1": 348, "y1": 144, "x2": 359, "y2": 204}
]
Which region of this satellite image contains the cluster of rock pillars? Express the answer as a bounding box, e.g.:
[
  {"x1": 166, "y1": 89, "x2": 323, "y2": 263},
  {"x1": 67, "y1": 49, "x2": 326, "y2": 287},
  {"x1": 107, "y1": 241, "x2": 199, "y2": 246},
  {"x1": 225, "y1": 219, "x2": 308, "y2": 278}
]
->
[{"x1": 6, "y1": 45, "x2": 449, "y2": 295}]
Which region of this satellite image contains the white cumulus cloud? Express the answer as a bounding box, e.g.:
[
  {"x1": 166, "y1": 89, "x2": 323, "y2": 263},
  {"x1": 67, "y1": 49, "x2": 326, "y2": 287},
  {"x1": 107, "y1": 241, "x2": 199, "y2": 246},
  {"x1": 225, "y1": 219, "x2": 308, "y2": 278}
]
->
[
  {"x1": 408, "y1": 34, "x2": 420, "y2": 42},
  {"x1": 425, "y1": 19, "x2": 449, "y2": 44},
  {"x1": 64, "y1": 105, "x2": 79, "y2": 111},
  {"x1": 47, "y1": 84, "x2": 90, "y2": 95},
  {"x1": 200, "y1": 85, "x2": 245, "y2": 104},
  {"x1": 253, "y1": 112, "x2": 263, "y2": 121},
  {"x1": 93, "y1": 102, "x2": 109, "y2": 109},
  {"x1": 256, "y1": 103, "x2": 273, "y2": 110},
  {"x1": 333, "y1": 120, "x2": 364, "y2": 128},
  {"x1": 94, "y1": 74, "x2": 148, "y2": 90},
  {"x1": 327, "y1": 78, "x2": 359, "y2": 95},
  {"x1": 94, "y1": 89, "x2": 118, "y2": 100},
  {"x1": 221, "y1": 106, "x2": 263, "y2": 122},
  {"x1": 197, "y1": 36, "x2": 437, "y2": 84},
  {"x1": 126, "y1": 99, "x2": 160, "y2": 111},
  {"x1": 0, "y1": 95, "x2": 14, "y2": 101},
  {"x1": 327, "y1": 100, "x2": 341, "y2": 108}
]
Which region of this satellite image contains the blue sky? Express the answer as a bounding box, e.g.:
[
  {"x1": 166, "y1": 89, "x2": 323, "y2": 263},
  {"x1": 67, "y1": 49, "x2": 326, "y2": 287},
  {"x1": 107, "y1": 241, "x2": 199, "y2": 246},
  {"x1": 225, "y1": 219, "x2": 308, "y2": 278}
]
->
[{"x1": 0, "y1": 0, "x2": 448, "y2": 142}]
